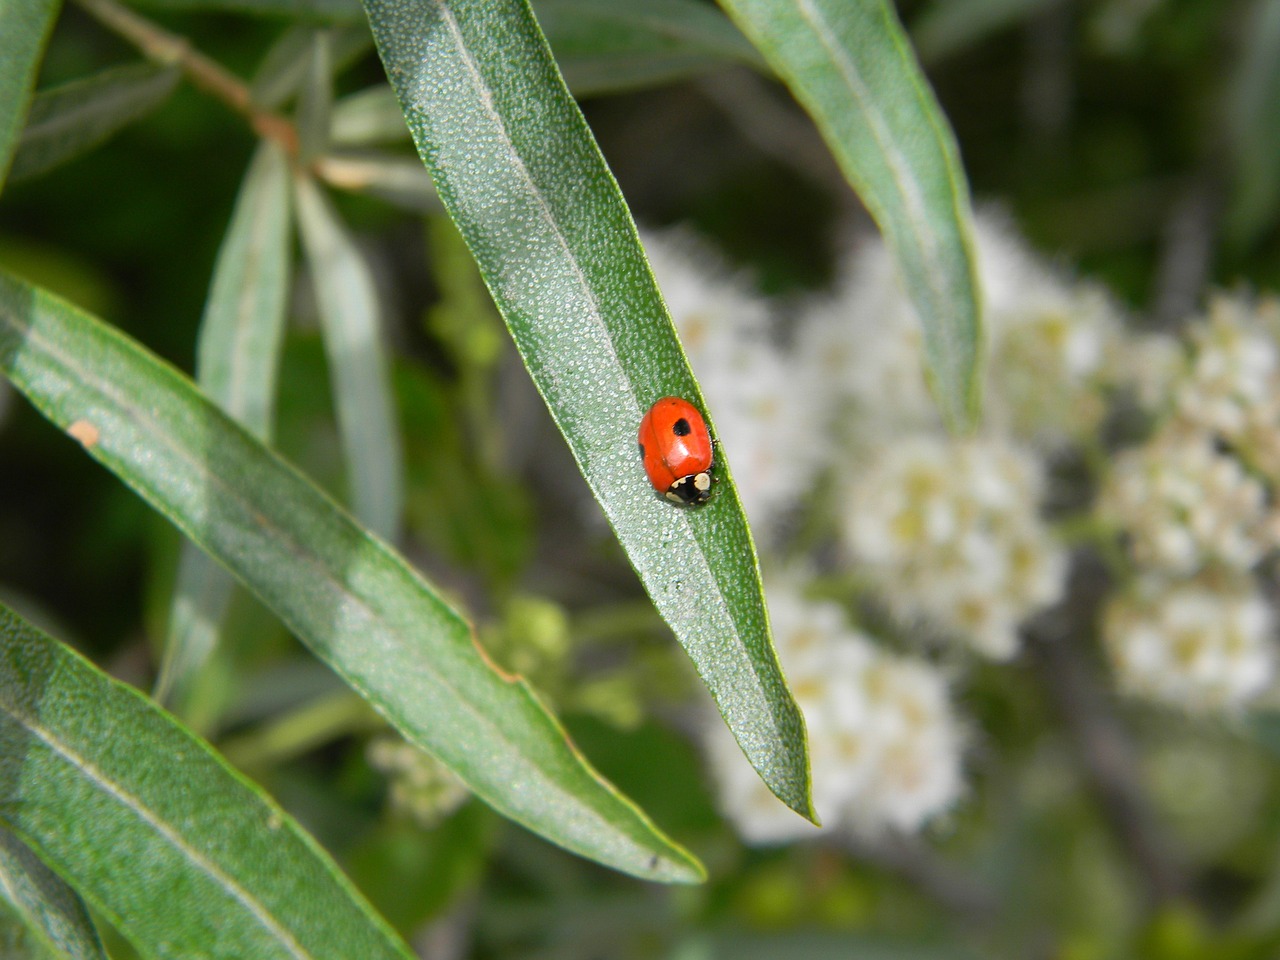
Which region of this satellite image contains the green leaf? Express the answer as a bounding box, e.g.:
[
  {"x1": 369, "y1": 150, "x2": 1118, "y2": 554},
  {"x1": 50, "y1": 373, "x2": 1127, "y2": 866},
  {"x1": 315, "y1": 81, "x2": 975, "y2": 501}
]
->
[
  {"x1": 0, "y1": 603, "x2": 415, "y2": 960},
  {"x1": 910, "y1": 0, "x2": 1057, "y2": 63},
  {"x1": 251, "y1": 23, "x2": 372, "y2": 110},
  {"x1": 1226, "y1": 0, "x2": 1280, "y2": 247},
  {"x1": 294, "y1": 175, "x2": 404, "y2": 541},
  {"x1": 716, "y1": 0, "x2": 982, "y2": 432},
  {"x1": 132, "y1": 0, "x2": 362, "y2": 21},
  {"x1": 331, "y1": 86, "x2": 410, "y2": 144},
  {"x1": 0, "y1": 0, "x2": 60, "y2": 191},
  {"x1": 535, "y1": 0, "x2": 767, "y2": 97},
  {"x1": 0, "y1": 272, "x2": 704, "y2": 883},
  {"x1": 156, "y1": 143, "x2": 293, "y2": 709},
  {"x1": 314, "y1": 152, "x2": 439, "y2": 212},
  {"x1": 9, "y1": 62, "x2": 181, "y2": 183},
  {"x1": 0, "y1": 828, "x2": 106, "y2": 960},
  {"x1": 296, "y1": 32, "x2": 333, "y2": 163},
  {"x1": 361, "y1": 0, "x2": 814, "y2": 820}
]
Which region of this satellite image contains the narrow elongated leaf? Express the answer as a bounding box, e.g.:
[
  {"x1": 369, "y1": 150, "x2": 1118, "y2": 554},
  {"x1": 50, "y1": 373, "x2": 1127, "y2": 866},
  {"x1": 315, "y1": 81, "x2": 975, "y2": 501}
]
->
[
  {"x1": 9, "y1": 62, "x2": 181, "y2": 183},
  {"x1": 297, "y1": 32, "x2": 333, "y2": 163},
  {"x1": 0, "y1": 272, "x2": 703, "y2": 883},
  {"x1": 911, "y1": 0, "x2": 1058, "y2": 63},
  {"x1": 314, "y1": 152, "x2": 439, "y2": 211},
  {"x1": 294, "y1": 176, "x2": 404, "y2": 541},
  {"x1": 157, "y1": 143, "x2": 293, "y2": 708},
  {"x1": 717, "y1": 0, "x2": 982, "y2": 432},
  {"x1": 0, "y1": 603, "x2": 415, "y2": 960},
  {"x1": 362, "y1": 0, "x2": 814, "y2": 819},
  {"x1": 0, "y1": 0, "x2": 60, "y2": 190},
  {"x1": 535, "y1": 0, "x2": 766, "y2": 96},
  {"x1": 1226, "y1": 0, "x2": 1280, "y2": 247},
  {"x1": 251, "y1": 24, "x2": 372, "y2": 110},
  {"x1": 133, "y1": 0, "x2": 362, "y2": 21},
  {"x1": 0, "y1": 828, "x2": 106, "y2": 960},
  {"x1": 331, "y1": 86, "x2": 411, "y2": 144}
]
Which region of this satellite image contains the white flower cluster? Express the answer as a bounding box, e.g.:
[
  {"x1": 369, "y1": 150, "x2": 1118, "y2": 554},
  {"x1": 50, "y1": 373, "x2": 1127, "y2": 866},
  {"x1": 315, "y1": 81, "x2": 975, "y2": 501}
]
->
[
  {"x1": 798, "y1": 212, "x2": 1124, "y2": 451},
  {"x1": 844, "y1": 436, "x2": 1067, "y2": 659},
  {"x1": 1099, "y1": 427, "x2": 1280, "y2": 576},
  {"x1": 367, "y1": 735, "x2": 469, "y2": 828},
  {"x1": 1103, "y1": 575, "x2": 1274, "y2": 712},
  {"x1": 705, "y1": 584, "x2": 963, "y2": 843},
  {"x1": 643, "y1": 229, "x2": 828, "y2": 542},
  {"x1": 1099, "y1": 295, "x2": 1280, "y2": 711}
]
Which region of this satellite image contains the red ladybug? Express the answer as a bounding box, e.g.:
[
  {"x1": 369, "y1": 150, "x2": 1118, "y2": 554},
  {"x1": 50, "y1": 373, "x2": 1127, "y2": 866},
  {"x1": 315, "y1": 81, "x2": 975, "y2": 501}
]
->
[{"x1": 638, "y1": 397, "x2": 715, "y2": 505}]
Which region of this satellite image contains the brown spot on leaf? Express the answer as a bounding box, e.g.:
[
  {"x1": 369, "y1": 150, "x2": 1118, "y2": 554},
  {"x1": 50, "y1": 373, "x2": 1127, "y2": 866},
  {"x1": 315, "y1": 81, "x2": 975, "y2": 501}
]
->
[{"x1": 67, "y1": 419, "x2": 100, "y2": 449}]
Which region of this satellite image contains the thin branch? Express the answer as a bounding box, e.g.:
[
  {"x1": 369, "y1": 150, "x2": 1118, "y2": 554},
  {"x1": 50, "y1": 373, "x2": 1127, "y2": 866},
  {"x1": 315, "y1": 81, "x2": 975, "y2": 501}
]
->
[
  {"x1": 1024, "y1": 555, "x2": 1190, "y2": 908},
  {"x1": 838, "y1": 831, "x2": 999, "y2": 925},
  {"x1": 74, "y1": 0, "x2": 298, "y2": 153}
]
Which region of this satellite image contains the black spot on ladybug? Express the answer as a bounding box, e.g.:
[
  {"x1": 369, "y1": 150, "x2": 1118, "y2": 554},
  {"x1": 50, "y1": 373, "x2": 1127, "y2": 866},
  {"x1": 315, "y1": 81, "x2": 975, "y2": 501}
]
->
[
  {"x1": 638, "y1": 441, "x2": 645, "y2": 458},
  {"x1": 672, "y1": 417, "x2": 692, "y2": 437}
]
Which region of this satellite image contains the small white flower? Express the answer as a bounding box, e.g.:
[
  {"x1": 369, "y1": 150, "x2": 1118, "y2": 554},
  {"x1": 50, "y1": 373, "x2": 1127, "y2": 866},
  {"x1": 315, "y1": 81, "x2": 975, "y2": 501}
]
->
[
  {"x1": 1103, "y1": 574, "x2": 1276, "y2": 711},
  {"x1": 1176, "y1": 296, "x2": 1280, "y2": 437},
  {"x1": 1099, "y1": 426, "x2": 1280, "y2": 576},
  {"x1": 1161, "y1": 295, "x2": 1280, "y2": 484},
  {"x1": 704, "y1": 582, "x2": 964, "y2": 841},
  {"x1": 844, "y1": 435, "x2": 1067, "y2": 659}
]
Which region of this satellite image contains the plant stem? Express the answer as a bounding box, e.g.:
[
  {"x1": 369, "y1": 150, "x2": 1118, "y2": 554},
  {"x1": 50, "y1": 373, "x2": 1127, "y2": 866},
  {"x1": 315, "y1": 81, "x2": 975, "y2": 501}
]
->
[
  {"x1": 74, "y1": 0, "x2": 298, "y2": 153},
  {"x1": 1024, "y1": 557, "x2": 1190, "y2": 909}
]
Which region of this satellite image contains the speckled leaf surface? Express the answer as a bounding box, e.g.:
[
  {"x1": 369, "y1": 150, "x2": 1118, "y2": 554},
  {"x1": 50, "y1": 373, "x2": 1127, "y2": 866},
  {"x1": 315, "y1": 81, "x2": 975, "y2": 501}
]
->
[
  {"x1": 0, "y1": 0, "x2": 60, "y2": 191},
  {"x1": 361, "y1": 0, "x2": 814, "y2": 820},
  {"x1": 0, "y1": 603, "x2": 414, "y2": 960},
  {"x1": 718, "y1": 0, "x2": 982, "y2": 432},
  {"x1": 0, "y1": 272, "x2": 704, "y2": 883},
  {"x1": 0, "y1": 828, "x2": 106, "y2": 960}
]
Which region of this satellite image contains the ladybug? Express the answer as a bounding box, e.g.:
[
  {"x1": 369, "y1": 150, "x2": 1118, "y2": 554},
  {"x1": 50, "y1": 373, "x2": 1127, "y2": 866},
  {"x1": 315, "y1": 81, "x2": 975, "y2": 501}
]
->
[{"x1": 637, "y1": 396, "x2": 715, "y2": 505}]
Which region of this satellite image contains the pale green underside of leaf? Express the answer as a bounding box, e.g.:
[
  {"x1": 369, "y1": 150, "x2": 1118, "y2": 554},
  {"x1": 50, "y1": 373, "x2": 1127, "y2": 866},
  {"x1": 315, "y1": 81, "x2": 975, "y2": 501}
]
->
[
  {"x1": 0, "y1": 272, "x2": 703, "y2": 884},
  {"x1": 362, "y1": 0, "x2": 814, "y2": 820},
  {"x1": 0, "y1": 0, "x2": 60, "y2": 191},
  {"x1": 910, "y1": 0, "x2": 1057, "y2": 63},
  {"x1": 294, "y1": 175, "x2": 404, "y2": 542},
  {"x1": 10, "y1": 62, "x2": 181, "y2": 183},
  {"x1": 535, "y1": 0, "x2": 767, "y2": 96},
  {"x1": 1226, "y1": 0, "x2": 1280, "y2": 247},
  {"x1": 717, "y1": 0, "x2": 982, "y2": 433},
  {"x1": 0, "y1": 828, "x2": 106, "y2": 960},
  {"x1": 251, "y1": 23, "x2": 373, "y2": 110},
  {"x1": 0, "y1": 603, "x2": 415, "y2": 960},
  {"x1": 157, "y1": 143, "x2": 292, "y2": 708}
]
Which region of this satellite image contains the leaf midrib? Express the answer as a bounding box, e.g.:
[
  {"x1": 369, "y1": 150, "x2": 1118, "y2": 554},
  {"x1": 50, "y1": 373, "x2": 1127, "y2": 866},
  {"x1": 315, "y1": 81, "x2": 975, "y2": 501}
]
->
[
  {"x1": 0, "y1": 302, "x2": 615, "y2": 836},
  {"x1": 431, "y1": 0, "x2": 779, "y2": 736},
  {"x1": 789, "y1": 0, "x2": 942, "y2": 290},
  {"x1": 0, "y1": 698, "x2": 314, "y2": 960}
]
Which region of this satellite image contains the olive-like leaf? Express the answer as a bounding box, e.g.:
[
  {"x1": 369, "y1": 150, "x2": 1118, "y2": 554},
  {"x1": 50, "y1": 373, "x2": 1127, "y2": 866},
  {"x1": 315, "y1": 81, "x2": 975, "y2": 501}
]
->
[
  {"x1": 156, "y1": 143, "x2": 293, "y2": 709},
  {"x1": 0, "y1": 0, "x2": 60, "y2": 191},
  {"x1": 314, "y1": 152, "x2": 439, "y2": 212},
  {"x1": 911, "y1": 0, "x2": 1057, "y2": 63},
  {"x1": 535, "y1": 0, "x2": 766, "y2": 96},
  {"x1": 251, "y1": 23, "x2": 372, "y2": 110},
  {"x1": 0, "y1": 271, "x2": 703, "y2": 883},
  {"x1": 10, "y1": 62, "x2": 181, "y2": 183},
  {"x1": 1226, "y1": 0, "x2": 1280, "y2": 247},
  {"x1": 0, "y1": 828, "x2": 106, "y2": 960},
  {"x1": 0, "y1": 603, "x2": 416, "y2": 960},
  {"x1": 717, "y1": 0, "x2": 982, "y2": 432},
  {"x1": 362, "y1": 0, "x2": 814, "y2": 819},
  {"x1": 294, "y1": 176, "x2": 404, "y2": 541}
]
